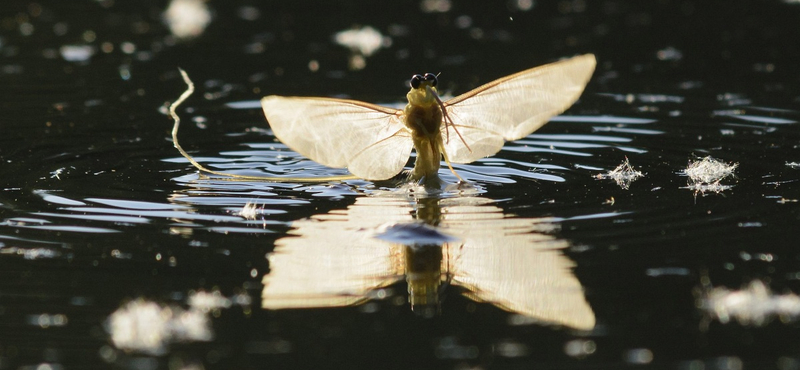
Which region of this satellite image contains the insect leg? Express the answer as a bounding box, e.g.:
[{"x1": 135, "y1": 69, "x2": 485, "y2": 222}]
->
[
  {"x1": 428, "y1": 86, "x2": 472, "y2": 153},
  {"x1": 438, "y1": 140, "x2": 465, "y2": 182}
]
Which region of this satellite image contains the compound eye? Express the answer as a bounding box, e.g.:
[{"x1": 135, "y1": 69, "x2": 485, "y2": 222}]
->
[
  {"x1": 423, "y1": 73, "x2": 437, "y2": 87},
  {"x1": 410, "y1": 74, "x2": 423, "y2": 89}
]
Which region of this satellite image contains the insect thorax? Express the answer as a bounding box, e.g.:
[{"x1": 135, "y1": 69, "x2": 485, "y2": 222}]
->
[{"x1": 404, "y1": 103, "x2": 443, "y2": 137}]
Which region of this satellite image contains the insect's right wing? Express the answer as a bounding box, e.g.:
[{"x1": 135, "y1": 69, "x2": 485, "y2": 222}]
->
[
  {"x1": 442, "y1": 54, "x2": 596, "y2": 163},
  {"x1": 444, "y1": 215, "x2": 595, "y2": 330},
  {"x1": 261, "y1": 97, "x2": 413, "y2": 180}
]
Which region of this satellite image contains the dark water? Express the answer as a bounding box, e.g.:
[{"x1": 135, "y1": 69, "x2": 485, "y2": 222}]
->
[{"x1": 2, "y1": 0, "x2": 800, "y2": 369}]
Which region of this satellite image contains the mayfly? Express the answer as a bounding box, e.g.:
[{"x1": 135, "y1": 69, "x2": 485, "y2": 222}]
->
[{"x1": 171, "y1": 54, "x2": 596, "y2": 182}]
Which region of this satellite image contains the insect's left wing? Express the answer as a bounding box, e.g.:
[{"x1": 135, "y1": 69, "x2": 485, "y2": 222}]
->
[
  {"x1": 262, "y1": 195, "x2": 413, "y2": 309},
  {"x1": 261, "y1": 96, "x2": 412, "y2": 180},
  {"x1": 262, "y1": 223, "x2": 403, "y2": 309},
  {"x1": 442, "y1": 54, "x2": 596, "y2": 163}
]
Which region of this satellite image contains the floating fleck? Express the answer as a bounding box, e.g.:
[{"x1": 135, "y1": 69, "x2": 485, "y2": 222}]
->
[
  {"x1": 334, "y1": 26, "x2": 389, "y2": 57},
  {"x1": 624, "y1": 348, "x2": 654, "y2": 364},
  {"x1": 656, "y1": 46, "x2": 683, "y2": 61},
  {"x1": 564, "y1": 339, "x2": 597, "y2": 358},
  {"x1": 510, "y1": 0, "x2": 535, "y2": 11},
  {"x1": 682, "y1": 156, "x2": 737, "y2": 195},
  {"x1": 50, "y1": 167, "x2": 71, "y2": 180},
  {"x1": 189, "y1": 290, "x2": 232, "y2": 311},
  {"x1": 596, "y1": 157, "x2": 644, "y2": 190},
  {"x1": 239, "y1": 201, "x2": 258, "y2": 220},
  {"x1": 163, "y1": 0, "x2": 212, "y2": 40},
  {"x1": 645, "y1": 267, "x2": 691, "y2": 277},
  {"x1": 700, "y1": 280, "x2": 800, "y2": 326},
  {"x1": 684, "y1": 182, "x2": 734, "y2": 195},
  {"x1": 737, "y1": 222, "x2": 763, "y2": 228},
  {"x1": 787, "y1": 162, "x2": 800, "y2": 169},
  {"x1": 236, "y1": 5, "x2": 260, "y2": 21},
  {"x1": 420, "y1": 0, "x2": 452, "y2": 13},
  {"x1": 60, "y1": 45, "x2": 95, "y2": 62},
  {"x1": 107, "y1": 299, "x2": 213, "y2": 355},
  {"x1": 685, "y1": 156, "x2": 737, "y2": 182},
  {"x1": 27, "y1": 313, "x2": 68, "y2": 328},
  {"x1": 494, "y1": 340, "x2": 530, "y2": 358},
  {"x1": 0, "y1": 246, "x2": 61, "y2": 260}
]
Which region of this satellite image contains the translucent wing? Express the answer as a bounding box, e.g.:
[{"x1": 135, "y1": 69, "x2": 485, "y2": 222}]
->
[
  {"x1": 441, "y1": 209, "x2": 595, "y2": 330},
  {"x1": 262, "y1": 223, "x2": 403, "y2": 309},
  {"x1": 261, "y1": 97, "x2": 413, "y2": 180},
  {"x1": 443, "y1": 54, "x2": 596, "y2": 163}
]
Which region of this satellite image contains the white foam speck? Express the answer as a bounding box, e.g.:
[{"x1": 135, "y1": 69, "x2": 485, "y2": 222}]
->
[
  {"x1": 107, "y1": 299, "x2": 212, "y2": 355},
  {"x1": 334, "y1": 26, "x2": 388, "y2": 56},
  {"x1": 701, "y1": 280, "x2": 800, "y2": 326},
  {"x1": 60, "y1": 45, "x2": 95, "y2": 62},
  {"x1": 596, "y1": 157, "x2": 644, "y2": 190},
  {"x1": 682, "y1": 156, "x2": 737, "y2": 195},
  {"x1": 163, "y1": 0, "x2": 212, "y2": 40}
]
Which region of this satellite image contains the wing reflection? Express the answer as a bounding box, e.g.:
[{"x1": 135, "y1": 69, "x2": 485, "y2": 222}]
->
[{"x1": 262, "y1": 193, "x2": 595, "y2": 330}]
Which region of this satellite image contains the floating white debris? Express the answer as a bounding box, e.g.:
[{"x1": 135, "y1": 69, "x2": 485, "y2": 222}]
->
[
  {"x1": 596, "y1": 157, "x2": 644, "y2": 190},
  {"x1": 163, "y1": 0, "x2": 212, "y2": 40},
  {"x1": 236, "y1": 5, "x2": 260, "y2": 21},
  {"x1": 60, "y1": 45, "x2": 95, "y2": 62},
  {"x1": 107, "y1": 299, "x2": 212, "y2": 355},
  {"x1": 624, "y1": 348, "x2": 654, "y2": 364},
  {"x1": 334, "y1": 26, "x2": 391, "y2": 71},
  {"x1": 786, "y1": 162, "x2": 800, "y2": 169},
  {"x1": 188, "y1": 290, "x2": 232, "y2": 311},
  {"x1": 682, "y1": 156, "x2": 737, "y2": 195},
  {"x1": 334, "y1": 26, "x2": 388, "y2": 56},
  {"x1": 683, "y1": 182, "x2": 734, "y2": 195},
  {"x1": 494, "y1": 340, "x2": 529, "y2": 358},
  {"x1": 645, "y1": 267, "x2": 691, "y2": 277},
  {"x1": 656, "y1": 46, "x2": 683, "y2": 61},
  {"x1": 420, "y1": 0, "x2": 452, "y2": 13},
  {"x1": 239, "y1": 201, "x2": 259, "y2": 220},
  {"x1": 563, "y1": 339, "x2": 597, "y2": 358},
  {"x1": 700, "y1": 280, "x2": 800, "y2": 326},
  {"x1": 510, "y1": 0, "x2": 535, "y2": 11},
  {"x1": 684, "y1": 156, "x2": 738, "y2": 182},
  {"x1": 0, "y1": 246, "x2": 61, "y2": 260},
  {"x1": 27, "y1": 313, "x2": 68, "y2": 328}
]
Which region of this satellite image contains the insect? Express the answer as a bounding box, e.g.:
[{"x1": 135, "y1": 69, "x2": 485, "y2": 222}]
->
[
  {"x1": 261, "y1": 54, "x2": 596, "y2": 183},
  {"x1": 170, "y1": 54, "x2": 595, "y2": 183}
]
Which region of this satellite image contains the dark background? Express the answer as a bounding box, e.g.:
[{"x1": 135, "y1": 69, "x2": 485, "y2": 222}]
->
[{"x1": 1, "y1": 0, "x2": 800, "y2": 369}]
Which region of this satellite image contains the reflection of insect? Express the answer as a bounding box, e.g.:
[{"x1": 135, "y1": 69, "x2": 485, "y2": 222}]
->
[
  {"x1": 261, "y1": 54, "x2": 596, "y2": 182},
  {"x1": 261, "y1": 195, "x2": 595, "y2": 330}
]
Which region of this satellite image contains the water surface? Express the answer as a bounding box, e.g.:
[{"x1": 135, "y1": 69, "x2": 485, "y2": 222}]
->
[{"x1": 1, "y1": 0, "x2": 800, "y2": 369}]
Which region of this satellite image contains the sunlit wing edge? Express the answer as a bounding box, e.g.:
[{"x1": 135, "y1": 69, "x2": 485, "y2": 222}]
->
[{"x1": 441, "y1": 54, "x2": 596, "y2": 163}]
